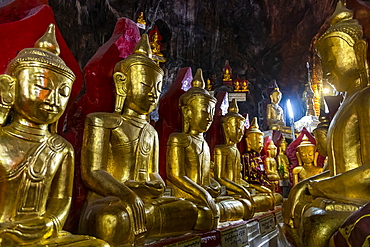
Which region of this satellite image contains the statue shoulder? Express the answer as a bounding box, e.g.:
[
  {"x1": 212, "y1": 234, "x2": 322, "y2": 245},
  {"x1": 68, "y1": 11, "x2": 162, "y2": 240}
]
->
[
  {"x1": 168, "y1": 132, "x2": 191, "y2": 147},
  {"x1": 214, "y1": 145, "x2": 228, "y2": 155},
  {"x1": 85, "y1": 112, "x2": 122, "y2": 129}
]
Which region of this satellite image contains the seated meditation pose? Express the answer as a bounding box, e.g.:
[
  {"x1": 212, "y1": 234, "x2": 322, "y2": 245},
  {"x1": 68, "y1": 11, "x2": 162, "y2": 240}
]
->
[
  {"x1": 292, "y1": 134, "x2": 322, "y2": 186},
  {"x1": 277, "y1": 137, "x2": 290, "y2": 181},
  {"x1": 214, "y1": 99, "x2": 275, "y2": 212},
  {"x1": 166, "y1": 69, "x2": 253, "y2": 230},
  {"x1": 283, "y1": 2, "x2": 370, "y2": 246},
  {"x1": 264, "y1": 139, "x2": 280, "y2": 192},
  {"x1": 266, "y1": 84, "x2": 291, "y2": 133},
  {"x1": 242, "y1": 118, "x2": 283, "y2": 206},
  {"x1": 79, "y1": 34, "x2": 198, "y2": 246},
  {"x1": 0, "y1": 24, "x2": 107, "y2": 246}
]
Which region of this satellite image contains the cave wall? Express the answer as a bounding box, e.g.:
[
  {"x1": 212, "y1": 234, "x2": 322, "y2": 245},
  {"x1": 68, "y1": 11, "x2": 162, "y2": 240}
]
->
[{"x1": 49, "y1": 0, "x2": 337, "y2": 119}]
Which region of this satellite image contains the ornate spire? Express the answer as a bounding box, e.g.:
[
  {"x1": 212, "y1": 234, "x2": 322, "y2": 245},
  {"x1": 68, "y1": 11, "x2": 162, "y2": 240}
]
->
[
  {"x1": 228, "y1": 98, "x2": 239, "y2": 114},
  {"x1": 192, "y1": 68, "x2": 205, "y2": 88},
  {"x1": 34, "y1": 23, "x2": 60, "y2": 55},
  {"x1": 297, "y1": 134, "x2": 314, "y2": 148},
  {"x1": 246, "y1": 117, "x2": 263, "y2": 135},
  {"x1": 133, "y1": 34, "x2": 152, "y2": 58}
]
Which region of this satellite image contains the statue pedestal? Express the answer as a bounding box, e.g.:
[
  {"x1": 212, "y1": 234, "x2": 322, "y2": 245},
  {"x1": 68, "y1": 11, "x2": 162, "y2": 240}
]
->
[{"x1": 144, "y1": 207, "x2": 283, "y2": 247}]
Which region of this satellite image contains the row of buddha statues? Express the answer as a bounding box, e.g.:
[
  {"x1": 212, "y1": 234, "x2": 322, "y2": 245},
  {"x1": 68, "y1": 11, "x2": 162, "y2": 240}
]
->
[
  {"x1": 0, "y1": 20, "x2": 289, "y2": 246},
  {"x1": 2, "y1": 0, "x2": 370, "y2": 246}
]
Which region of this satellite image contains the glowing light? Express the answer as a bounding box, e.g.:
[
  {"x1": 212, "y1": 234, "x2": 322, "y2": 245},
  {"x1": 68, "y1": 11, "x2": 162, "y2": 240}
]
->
[
  {"x1": 287, "y1": 99, "x2": 294, "y2": 119},
  {"x1": 323, "y1": 87, "x2": 330, "y2": 95}
]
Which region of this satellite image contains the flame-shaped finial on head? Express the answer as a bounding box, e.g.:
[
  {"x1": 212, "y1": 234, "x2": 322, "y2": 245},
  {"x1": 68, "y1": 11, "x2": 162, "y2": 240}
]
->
[
  {"x1": 228, "y1": 99, "x2": 239, "y2": 114},
  {"x1": 246, "y1": 117, "x2": 263, "y2": 135},
  {"x1": 192, "y1": 68, "x2": 205, "y2": 88},
  {"x1": 34, "y1": 23, "x2": 60, "y2": 55},
  {"x1": 330, "y1": 1, "x2": 353, "y2": 26},
  {"x1": 298, "y1": 134, "x2": 314, "y2": 148},
  {"x1": 134, "y1": 34, "x2": 152, "y2": 58}
]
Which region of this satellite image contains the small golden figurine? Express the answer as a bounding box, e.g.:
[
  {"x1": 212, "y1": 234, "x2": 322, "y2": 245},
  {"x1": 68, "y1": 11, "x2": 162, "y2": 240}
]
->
[
  {"x1": 241, "y1": 79, "x2": 249, "y2": 92},
  {"x1": 79, "y1": 34, "x2": 198, "y2": 246},
  {"x1": 266, "y1": 83, "x2": 291, "y2": 134},
  {"x1": 277, "y1": 137, "x2": 290, "y2": 181},
  {"x1": 223, "y1": 68, "x2": 231, "y2": 81},
  {"x1": 0, "y1": 24, "x2": 108, "y2": 246},
  {"x1": 214, "y1": 99, "x2": 275, "y2": 212},
  {"x1": 137, "y1": 11, "x2": 146, "y2": 26},
  {"x1": 206, "y1": 78, "x2": 213, "y2": 91},
  {"x1": 166, "y1": 69, "x2": 253, "y2": 230},
  {"x1": 150, "y1": 29, "x2": 167, "y2": 64},
  {"x1": 292, "y1": 134, "x2": 322, "y2": 186},
  {"x1": 264, "y1": 139, "x2": 280, "y2": 192},
  {"x1": 283, "y1": 2, "x2": 370, "y2": 246},
  {"x1": 234, "y1": 77, "x2": 241, "y2": 91}
]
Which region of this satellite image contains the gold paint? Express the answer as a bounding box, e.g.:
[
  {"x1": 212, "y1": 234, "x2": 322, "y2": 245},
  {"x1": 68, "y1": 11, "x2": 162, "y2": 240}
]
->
[
  {"x1": 264, "y1": 140, "x2": 280, "y2": 190},
  {"x1": 223, "y1": 68, "x2": 231, "y2": 81},
  {"x1": 214, "y1": 99, "x2": 275, "y2": 212},
  {"x1": 283, "y1": 2, "x2": 370, "y2": 246},
  {"x1": 0, "y1": 24, "x2": 108, "y2": 246},
  {"x1": 266, "y1": 84, "x2": 291, "y2": 134},
  {"x1": 150, "y1": 31, "x2": 163, "y2": 57},
  {"x1": 292, "y1": 134, "x2": 322, "y2": 186},
  {"x1": 137, "y1": 12, "x2": 146, "y2": 26},
  {"x1": 166, "y1": 69, "x2": 252, "y2": 231},
  {"x1": 79, "y1": 34, "x2": 197, "y2": 246},
  {"x1": 277, "y1": 138, "x2": 290, "y2": 180}
]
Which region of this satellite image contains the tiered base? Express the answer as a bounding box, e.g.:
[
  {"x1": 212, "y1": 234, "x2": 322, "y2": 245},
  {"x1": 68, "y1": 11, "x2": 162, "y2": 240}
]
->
[{"x1": 145, "y1": 207, "x2": 285, "y2": 247}]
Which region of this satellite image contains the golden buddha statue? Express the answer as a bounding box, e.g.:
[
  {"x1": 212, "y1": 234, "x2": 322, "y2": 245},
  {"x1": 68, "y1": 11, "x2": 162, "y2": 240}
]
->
[
  {"x1": 0, "y1": 24, "x2": 108, "y2": 246},
  {"x1": 137, "y1": 11, "x2": 146, "y2": 26},
  {"x1": 150, "y1": 31, "x2": 163, "y2": 57},
  {"x1": 242, "y1": 118, "x2": 283, "y2": 206},
  {"x1": 264, "y1": 139, "x2": 280, "y2": 191},
  {"x1": 223, "y1": 68, "x2": 231, "y2": 81},
  {"x1": 292, "y1": 134, "x2": 322, "y2": 186},
  {"x1": 283, "y1": 2, "x2": 370, "y2": 246},
  {"x1": 79, "y1": 34, "x2": 198, "y2": 246},
  {"x1": 277, "y1": 137, "x2": 290, "y2": 181},
  {"x1": 241, "y1": 80, "x2": 249, "y2": 92},
  {"x1": 166, "y1": 69, "x2": 253, "y2": 230},
  {"x1": 266, "y1": 84, "x2": 291, "y2": 133},
  {"x1": 214, "y1": 99, "x2": 275, "y2": 212},
  {"x1": 312, "y1": 114, "x2": 330, "y2": 157},
  {"x1": 206, "y1": 78, "x2": 212, "y2": 91}
]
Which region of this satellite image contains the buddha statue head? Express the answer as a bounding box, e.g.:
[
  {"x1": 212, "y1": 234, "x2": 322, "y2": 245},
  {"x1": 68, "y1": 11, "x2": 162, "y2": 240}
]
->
[
  {"x1": 296, "y1": 134, "x2": 315, "y2": 165},
  {"x1": 270, "y1": 85, "x2": 282, "y2": 105},
  {"x1": 266, "y1": 139, "x2": 277, "y2": 158},
  {"x1": 179, "y1": 68, "x2": 217, "y2": 134},
  {"x1": 245, "y1": 117, "x2": 264, "y2": 153},
  {"x1": 221, "y1": 99, "x2": 246, "y2": 145},
  {"x1": 279, "y1": 137, "x2": 288, "y2": 154},
  {"x1": 113, "y1": 34, "x2": 164, "y2": 115},
  {"x1": 316, "y1": 1, "x2": 369, "y2": 93},
  {"x1": 312, "y1": 114, "x2": 329, "y2": 156},
  {"x1": 0, "y1": 24, "x2": 75, "y2": 127}
]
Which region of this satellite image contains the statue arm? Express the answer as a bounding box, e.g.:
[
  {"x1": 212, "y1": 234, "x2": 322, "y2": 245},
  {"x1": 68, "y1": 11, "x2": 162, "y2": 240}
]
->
[
  {"x1": 214, "y1": 147, "x2": 251, "y2": 199},
  {"x1": 167, "y1": 134, "x2": 217, "y2": 212},
  {"x1": 81, "y1": 118, "x2": 146, "y2": 235},
  {"x1": 358, "y1": 100, "x2": 370, "y2": 165}
]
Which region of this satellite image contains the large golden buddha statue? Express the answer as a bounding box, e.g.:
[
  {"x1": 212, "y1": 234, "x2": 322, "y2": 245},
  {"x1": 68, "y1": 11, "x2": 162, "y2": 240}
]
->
[
  {"x1": 79, "y1": 34, "x2": 197, "y2": 246},
  {"x1": 0, "y1": 24, "x2": 107, "y2": 246},
  {"x1": 214, "y1": 99, "x2": 274, "y2": 212},
  {"x1": 166, "y1": 69, "x2": 253, "y2": 230},
  {"x1": 283, "y1": 2, "x2": 370, "y2": 246}
]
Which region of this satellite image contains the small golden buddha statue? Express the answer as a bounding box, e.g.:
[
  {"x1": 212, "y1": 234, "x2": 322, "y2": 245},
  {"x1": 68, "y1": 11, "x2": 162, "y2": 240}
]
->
[
  {"x1": 292, "y1": 134, "x2": 322, "y2": 186},
  {"x1": 214, "y1": 99, "x2": 275, "y2": 212},
  {"x1": 277, "y1": 137, "x2": 290, "y2": 181},
  {"x1": 264, "y1": 139, "x2": 280, "y2": 191},
  {"x1": 223, "y1": 68, "x2": 231, "y2": 81},
  {"x1": 137, "y1": 11, "x2": 146, "y2": 26},
  {"x1": 283, "y1": 2, "x2": 370, "y2": 246},
  {"x1": 0, "y1": 24, "x2": 108, "y2": 246},
  {"x1": 79, "y1": 34, "x2": 198, "y2": 246},
  {"x1": 150, "y1": 30, "x2": 163, "y2": 57},
  {"x1": 312, "y1": 114, "x2": 330, "y2": 157},
  {"x1": 266, "y1": 84, "x2": 291, "y2": 133},
  {"x1": 234, "y1": 79, "x2": 241, "y2": 91},
  {"x1": 166, "y1": 69, "x2": 253, "y2": 230},
  {"x1": 241, "y1": 80, "x2": 249, "y2": 92},
  {"x1": 242, "y1": 118, "x2": 283, "y2": 206}
]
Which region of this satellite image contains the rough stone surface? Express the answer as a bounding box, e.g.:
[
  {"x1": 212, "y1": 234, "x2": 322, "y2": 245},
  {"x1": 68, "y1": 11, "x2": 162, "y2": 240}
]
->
[{"x1": 49, "y1": 0, "x2": 337, "y2": 120}]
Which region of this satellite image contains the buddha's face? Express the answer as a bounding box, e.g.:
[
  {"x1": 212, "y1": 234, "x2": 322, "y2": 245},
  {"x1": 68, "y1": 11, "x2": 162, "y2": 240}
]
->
[
  {"x1": 297, "y1": 145, "x2": 315, "y2": 164},
  {"x1": 13, "y1": 67, "x2": 72, "y2": 124},
  {"x1": 318, "y1": 37, "x2": 359, "y2": 92},
  {"x1": 268, "y1": 144, "x2": 277, "y2": 157},
  {"x1": 247, "y1": 132, "x2": 264, "y2": 153},
  {"x1": 124, "y1": 64, "x2": 163, "y2": 115},
  {"x1": 270, "y1": 91, "x2": 282, "y2": 104},
  {"x1": 187, "y1": 97, "x2": 215, "y2": 133},
  {"x1": 224, "y1": 117, "x2": 245, "y2": 144}
]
